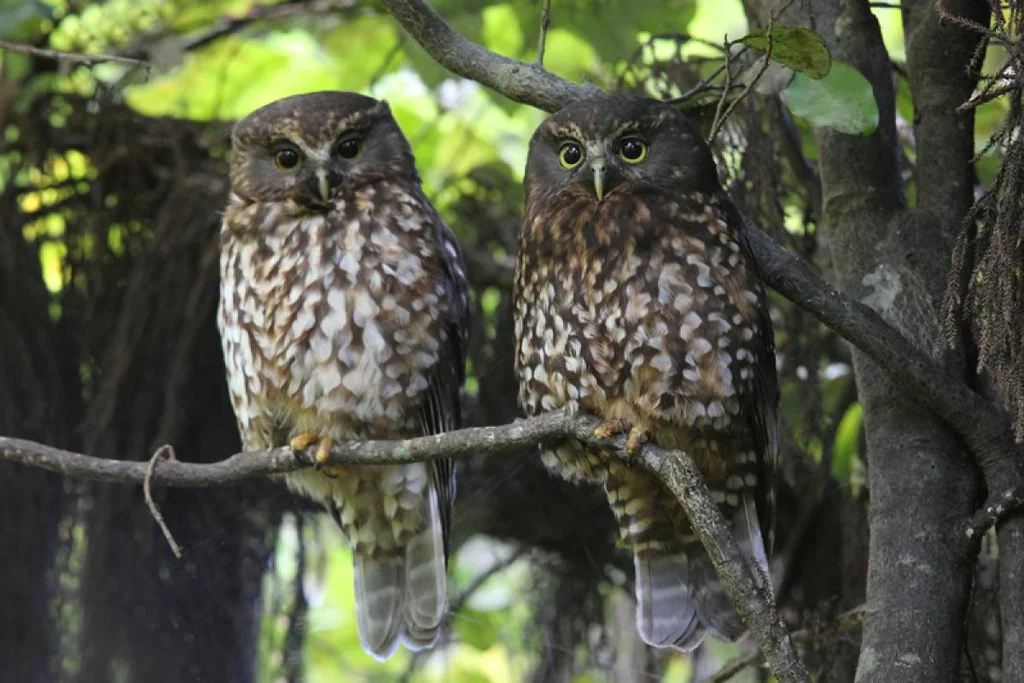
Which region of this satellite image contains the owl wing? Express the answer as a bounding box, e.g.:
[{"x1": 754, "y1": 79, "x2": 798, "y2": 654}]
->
[
  {"x1": 728, "y1": 199, "x2": 781, "y2": 555},
  {"x1": 418, "y1": 194, "x2": 471, "y2": 559}
]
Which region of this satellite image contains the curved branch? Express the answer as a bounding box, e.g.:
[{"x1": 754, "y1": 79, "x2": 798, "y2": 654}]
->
[
  {"x1": 0, "y1": 411, "x2": 809, "y2": 682},
  {"x1": 379, "y1": 0, "x2": 599, "y2": 111},
  {"x1": 380, "y1": 0, "x2": 1019, "y2": 484}
]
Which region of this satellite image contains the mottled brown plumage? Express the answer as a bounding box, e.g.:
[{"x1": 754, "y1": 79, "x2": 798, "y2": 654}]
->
[
  {"x1": 217, "y1": 91, "x2": 469, "y2": 660},
  {"x1": 514, "y1": 94, "x2": 779, "y2": 650}
]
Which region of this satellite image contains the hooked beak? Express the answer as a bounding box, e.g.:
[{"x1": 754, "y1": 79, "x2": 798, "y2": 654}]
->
[
  {"x1": 310, "y1": 166, "x2": 343, "y2": 203},
  {"x1": 591, "y1": 156, "x2": 606, "y2": 201},
  {"x1": 316, "y1": 168, "x2": 331, "y2": 202}
]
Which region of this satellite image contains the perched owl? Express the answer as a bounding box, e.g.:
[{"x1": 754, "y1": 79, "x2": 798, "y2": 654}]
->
[
  {"x1": 218, "y1": 92, "x2": 469, "y2": 660},
  {"x1": 514, "y1": 94, "x2": 779, "y2": 650}
]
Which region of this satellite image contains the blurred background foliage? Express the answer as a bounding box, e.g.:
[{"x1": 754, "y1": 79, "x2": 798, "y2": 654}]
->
[{"x1": 0, "y1": 1, "x2": 1012, "y2": 682}]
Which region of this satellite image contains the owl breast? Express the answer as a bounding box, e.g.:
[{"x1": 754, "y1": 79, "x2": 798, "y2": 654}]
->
[
  {"x1": 219, "y1": 185, "x2": 449, "y2": 442},
  {"x1": 514, "y1": 193, "x2": 764, "y2": 477}
]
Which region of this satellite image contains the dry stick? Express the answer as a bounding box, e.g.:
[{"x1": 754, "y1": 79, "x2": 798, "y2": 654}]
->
[
  {"x1": 537, "y1": 0, "x2": 553, "y2": 66},
  {"x1": 708, "y1": 30, "x2": 770, "y2": 143},
  {"x1": 666, "y1": 48, "x2": 748, "y2": 105},
  {"x1": 707, "y1": 36, "x2": 737, "y2": 143},
  {"x1": 143, "y1": 445, "x2": 183, "y2": 559},
  {"x1": 702, "y1": 605, "x2": 867, "y2": 683},
  {"x1": 707, "y1": 0, "x2": 798, "y2": 142},
  {"x1": 0, "y1": 39, "x2": 150, "y2": 69}
]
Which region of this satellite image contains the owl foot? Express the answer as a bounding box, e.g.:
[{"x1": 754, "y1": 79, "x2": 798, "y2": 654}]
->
[
  {"x1": 593, "y1": 419, "x2": 630, "y2": 442},
  {"x1": 592, "y1": 420, "x2": 651, "y2": 461},
  {"x1": 625, "y1": 426, "x2": 652, "y2": 458},
  {"x1": 289, "y1": 433, "x2": 341, "y2": 478}
]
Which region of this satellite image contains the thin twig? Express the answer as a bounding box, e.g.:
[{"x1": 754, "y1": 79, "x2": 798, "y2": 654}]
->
[
  {"x1": 708, "y1": 20, "x2": 775, "y2": 141},
  {"x1": 707, "y1": 36, "x2": 736, "y2": 143},
  {"x1": 0, "y1": 40, "x2": 150, "y2": 69},
  {"x1": 965, "y1": 486, "x2": 1024, "y2": 541},
  {"x1": 536, "y1": 0, "x2": 553, "y2": 66},
  {"x1": 450, "y1": 546, "x2": 529, "y2": 615},
  {"x1": 144, "y1": 445, "x2": 183, "y2": 558},
  {"x1": 702, "y1": 604, "x2": 867, "y2": 683},
  {"x1": 369, "y1": 38, "x2": 405, "y2": 88},
  {"x1": 665, "y1": 48, "x2": 747, "y2": 105},
  {"x1": 179, "y1": 0, "x2": 358, "y2": 52}
]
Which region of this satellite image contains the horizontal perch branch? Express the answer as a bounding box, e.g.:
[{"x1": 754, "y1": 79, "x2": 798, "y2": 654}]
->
[
  {"x1": 0, "y1": 39, "x2": 150, "y2": 69},
  {"x1": 0, "y1": 409, "x2": 809, "y2": 682},
  {"x1": 0, "y1": 411, "x2": 573, "y2": 487}
]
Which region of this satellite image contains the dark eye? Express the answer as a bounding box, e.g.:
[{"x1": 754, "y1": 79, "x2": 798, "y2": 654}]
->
[
  {"x1": 337, "y1": 138, "x2": 361, "y2": 159},
  {"x1": 274, "y1": 148, "x2": 300, "y2": 170},
  {"x1": 618, "y1": 138, "x2": 647, "y2": 163},
  {"x1": 559, "y1": 142, "x2": 584, "y2": 170}
]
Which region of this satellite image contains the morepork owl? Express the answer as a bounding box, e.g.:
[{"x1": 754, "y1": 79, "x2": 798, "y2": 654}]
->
[
  {"x1": 514, "y1": 94, "x2": 779, "y2": 650},
  {"x1": 218, "y1": 91, "x2": 469, "y2": 660}
]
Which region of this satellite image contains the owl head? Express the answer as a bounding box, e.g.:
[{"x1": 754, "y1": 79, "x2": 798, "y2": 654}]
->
[
  {"x1": 229, "y1": 91, "x2": 417, "y2": 207},
  {"x1": 524, "y1": 94, "x2": 719, "y2": 205}
]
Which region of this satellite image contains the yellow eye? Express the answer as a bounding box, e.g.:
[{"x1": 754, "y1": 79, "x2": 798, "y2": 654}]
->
[
  {"x1": 559, "y1": 142, "x2": 584, "y2": 170},
  {"x1": 274, "y1": 148, "x2": 300, "y2": 170},
  {"x1": 618, "y1": 138, "x2": 647, "y2": 164}
]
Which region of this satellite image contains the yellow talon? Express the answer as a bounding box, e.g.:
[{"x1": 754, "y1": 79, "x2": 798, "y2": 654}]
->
[
  {"x1": 593, "y1": 419, "x2": 629, "y2": 441},
  {"x1": 290, "y1": 433, "x2": 342, "y2": 477},
  {"x1": 626, "y1": 426, "x2": 651, "y2": 458},
  {"x1": 315, "y1": 437, "x2": 334, "y2": 465},
  {"x1": 289, "y1": 432, "x2": 319, "y2": 452}
]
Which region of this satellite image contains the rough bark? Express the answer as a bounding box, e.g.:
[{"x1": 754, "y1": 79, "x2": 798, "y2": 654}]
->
[
  {"x1": 905, "y1": 2, "x2": 1024, "y2": 677},
  {"x1": 744, "y1": 1, "x2": 981, "y2": 680}
]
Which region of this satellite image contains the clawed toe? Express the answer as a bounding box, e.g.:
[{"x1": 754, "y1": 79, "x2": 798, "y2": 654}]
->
[
  {"x1": 289, "y1": 433, "x2": 341, "y2": 477},
  {"x1": 593, "y1": 419, "x2": 629, "y2": 441},
  {"x1": 625, "y1": 426, "x2": 652, "y2": 458}
]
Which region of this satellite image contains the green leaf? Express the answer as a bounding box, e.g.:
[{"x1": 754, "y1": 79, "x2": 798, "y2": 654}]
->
[
  {"x1": 832, "y1": 402, "x2": 862, "y2": 481},
  {"x1": 455, "y1": 607, "x2": 499, "y2": 650},
  {"x1": 781, "y1": 60, "x2": 879, "y2": 135},
  {"x1": 740, "y1": 26, "x2": 830, "y2": 79},
  {"x1": 0, "y1": 0, "x2": 48, "y2": 41}
]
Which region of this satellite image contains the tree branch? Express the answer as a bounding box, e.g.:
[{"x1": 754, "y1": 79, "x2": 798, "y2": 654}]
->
[
  {"x1": 0, "y1": 412, "x2": 572, "y2": 486},
  {"x1": 0, "y1": 410, "x2": 809, "y2": 682},
  {"x1": 742, "y1": 220, "x2": 1017, "y2": 478},
  {"x1": 0, "y1": 40, "x2": 150, "y2": 69},
  {"x1": 378, "y1": 0, "x2": 600, "y2": 111},
  {"x1": 179, "y1": 0, "x2": 359, "y2": 52}
]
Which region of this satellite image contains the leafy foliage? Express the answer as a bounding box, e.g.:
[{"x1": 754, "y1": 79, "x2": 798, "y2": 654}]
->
[
  {"x1": 741, "y1": 25, "x2": 830, "y2": 79},
  {"x1": 0, "y1": 0, "x2": 1014, "y2": 681},
  {"x1": 781, "y1": 61, "x2": 880, "y2": 135}
]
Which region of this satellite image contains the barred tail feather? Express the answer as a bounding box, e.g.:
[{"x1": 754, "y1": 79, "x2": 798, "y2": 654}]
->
[
  {"x1": 401, "y1": 481, "x2": 447, "y2": 650},
  {"x1": 633, "y1": 491, "x2": 769, "y2": 651},
  {"x1": 353, "y1": 554, "x2": 404, "y2": 661},
  {"x1": 634, "y1": 552, "x2": 704, "y2": 650}
]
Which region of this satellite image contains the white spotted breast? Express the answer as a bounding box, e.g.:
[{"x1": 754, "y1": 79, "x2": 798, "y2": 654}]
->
[{"x1": 219, "y1": 184, "x2": 451, "y2": 439}]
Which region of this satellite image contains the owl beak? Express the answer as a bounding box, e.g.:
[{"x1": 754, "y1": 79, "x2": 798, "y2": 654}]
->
[
  {"x1": 591, "y1": 157, "x2": 606, "y2": 201},
  {"x1": 316, "y1": 168, "x2": 331, "y2": 202}
]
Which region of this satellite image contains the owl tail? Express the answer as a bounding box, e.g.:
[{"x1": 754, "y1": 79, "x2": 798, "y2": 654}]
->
[
  {"x1": 634, "y1": 492, "x2": 769, "y2": 651},
  {"x1": 352, "y1": 481, "x2": 447, "y2": 661}
]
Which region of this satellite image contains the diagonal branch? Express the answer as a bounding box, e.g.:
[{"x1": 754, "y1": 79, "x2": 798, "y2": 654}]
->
[
  {"x1": 379, "y1": 0, "x2": 1020, "y2": 498},
  {"x1": 379, "y1": 0, "x2": 599, "y2": 111},
  {"x1": 0, "y1": 410, "x2": 809, "y2": 682}
]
